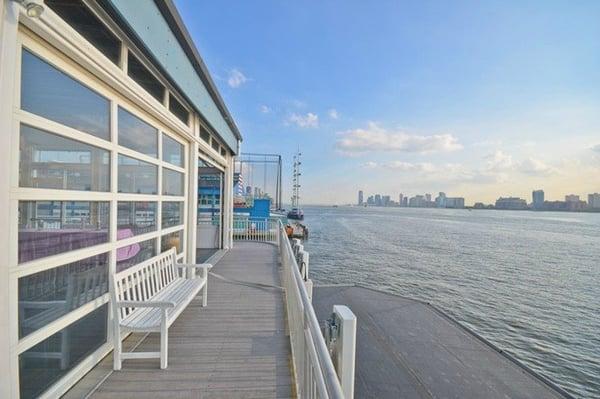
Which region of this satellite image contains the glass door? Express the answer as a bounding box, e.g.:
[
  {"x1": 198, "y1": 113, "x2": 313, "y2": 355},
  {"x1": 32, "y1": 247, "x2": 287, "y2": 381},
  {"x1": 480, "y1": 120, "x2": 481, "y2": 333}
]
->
[{"x1": 196, "y1": 158, "x2": 224, "y2": 262}]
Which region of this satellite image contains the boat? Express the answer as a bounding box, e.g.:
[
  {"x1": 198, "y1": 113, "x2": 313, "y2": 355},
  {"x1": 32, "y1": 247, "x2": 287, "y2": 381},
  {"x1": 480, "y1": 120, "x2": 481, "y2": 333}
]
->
[{"x1": 287, "y1": 150, "x2": 304, "y2": 220}]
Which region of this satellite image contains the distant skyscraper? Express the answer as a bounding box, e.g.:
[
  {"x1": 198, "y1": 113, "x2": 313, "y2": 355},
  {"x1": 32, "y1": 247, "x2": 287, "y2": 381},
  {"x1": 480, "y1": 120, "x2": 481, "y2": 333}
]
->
[
  {"x1": 532, "y1": 190, "x2": 544, "y2": 209},
  {"x1": 398, "y1": 193, "x2": 404, "y2": 206},
  {"x1": 375, "y1": 194, "x2": 382, "y2": 206},
  {"x1": 358, "y1": 190, "x2": 364, "y2": 206},
  {"x1": 402, "y1": 197, "x2": 408, "y2": 207},
  {"x1": 425, "y1": 193, "x2": 432, "y2": 202},
  {"x1": 589, "y1": 193, "x2": 600, "y2": 209},
  {"x1": 382, "y1": 195, "x2": 391, "y2": 206},
  {"x1": 435, "y1": 192, "x2": 447, "y2": 208}
]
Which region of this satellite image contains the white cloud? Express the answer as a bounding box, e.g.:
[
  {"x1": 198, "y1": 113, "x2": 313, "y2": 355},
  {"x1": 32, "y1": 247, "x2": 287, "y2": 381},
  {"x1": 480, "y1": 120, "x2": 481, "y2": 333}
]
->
[
  {"x1": 227, "y1": 69, "x2": 248, "y2": 88},
  {"x1": 260, "y1": 105, "x2": 271, "y2": 114},
  {"x1": 288, "y1": 112, "x2": 319, "y2": 128},
  {"x1": 592, "y1": 144, "x2": 600, "y2": 153},
  {"x1": 328, "y1": 109, "x2": 339, "y2": 119},
  {"x1": 361, "y1": 161, "x2": 378, "y2": 169},
  {"x1": 517, "y1": 157, "x2": 558, "y2": 176},
  {"x1": 336, "y1": 122, "x2": 463, "y2": 154},
  {"x1": 485, "y1": 150, "x2": 514, "y2": 171}
]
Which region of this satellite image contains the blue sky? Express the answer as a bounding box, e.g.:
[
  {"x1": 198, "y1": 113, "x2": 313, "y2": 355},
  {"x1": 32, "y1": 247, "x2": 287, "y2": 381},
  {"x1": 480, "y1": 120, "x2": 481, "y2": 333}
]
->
[{"x1": 175, "y1": 0, "x2": 600, "y2": 205}]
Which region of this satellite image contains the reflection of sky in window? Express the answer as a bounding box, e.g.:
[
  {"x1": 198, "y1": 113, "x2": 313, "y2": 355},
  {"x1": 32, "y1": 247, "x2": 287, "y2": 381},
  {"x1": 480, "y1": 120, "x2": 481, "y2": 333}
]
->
[
  {"x1": 118, "y1": 107, "x2": 158, "y2": 157},
  {"x1": 162, "y1": 134, "x2": 184, "y2": 167},
  {"x1": 21, "y1": 50, "x2": 109, "y2": 140}
]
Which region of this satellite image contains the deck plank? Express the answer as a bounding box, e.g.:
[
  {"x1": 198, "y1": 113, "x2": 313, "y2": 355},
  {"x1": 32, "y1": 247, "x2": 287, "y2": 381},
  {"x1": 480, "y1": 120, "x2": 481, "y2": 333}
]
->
[{"x1": 65, "y1": 242, "x2": 293, "y2": 399}]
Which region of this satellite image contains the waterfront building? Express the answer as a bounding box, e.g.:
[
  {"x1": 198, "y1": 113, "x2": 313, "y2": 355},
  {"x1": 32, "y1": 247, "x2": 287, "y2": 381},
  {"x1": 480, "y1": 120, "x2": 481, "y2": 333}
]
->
[
  {"x1": 398, "y1": 193, "x2": 404, "y2": 206},
  {"x1": 445, "y1": 197, "x2": 465, "y2": 209},
  {"x1": 425, "y1": 193, "x2": 432, "y2": 202},
  {"x1": 382, "y1": 195, "x2": 391, "y2": 207},
  {"x1": 565, "y1": 194, "x2": 580, "y2": 202},
  {"x1": 374, "y1": 194, "x2": 382, "y2": 206},
  {"x1": 0, "y1": 1, "x2": 242, "y2": 397},
  {"x1": 532, "y1": 190, "x2": 544, "y2": 209},
  {"x1": 367, "y1": 195, "x2": 374, "y2": 205},
  {"x1": 435, "y1": 192, "x2": 447, "y2": 208},
  {"x1": 544, "y1": 201, "x2": 568, "y2": 211},
  {"x1": 495, "y1": 197, "x2": 528, "y2": 210},
  {"x1": 589, "y1": 193, "x2": 600, "y2": 209},
  {"x1": 409, "y1": 195, "x2": 427, "y2": 208},
  {"x1": 402, "y1": 196, "x2": 408, "y2": 207},
  {"x1": 358, "y1": 190, "x2": 364, "y2": 206}
]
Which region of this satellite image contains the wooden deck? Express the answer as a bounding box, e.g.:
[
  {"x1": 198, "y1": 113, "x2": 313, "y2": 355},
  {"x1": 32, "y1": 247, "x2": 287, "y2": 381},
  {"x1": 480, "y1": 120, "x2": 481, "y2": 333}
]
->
[{"x1": 65, "y1": 242, "x2": 294, "y2": 399}]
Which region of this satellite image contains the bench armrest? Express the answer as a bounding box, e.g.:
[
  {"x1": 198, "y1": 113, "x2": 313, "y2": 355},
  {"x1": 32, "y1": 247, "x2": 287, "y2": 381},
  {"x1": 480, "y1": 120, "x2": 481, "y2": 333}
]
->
[{"x1": 117, "y1": 301, "x2": 175, "y2": 309}]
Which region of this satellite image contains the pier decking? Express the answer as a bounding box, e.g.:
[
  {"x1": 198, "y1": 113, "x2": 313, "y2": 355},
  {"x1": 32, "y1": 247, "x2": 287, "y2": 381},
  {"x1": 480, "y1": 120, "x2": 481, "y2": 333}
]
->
[
  {"x1": 65, "y1": 242, "x2": 293, "y2": 399},
  {"x1": 313, "y1": 285, "x2": 569, "y2": 399}
]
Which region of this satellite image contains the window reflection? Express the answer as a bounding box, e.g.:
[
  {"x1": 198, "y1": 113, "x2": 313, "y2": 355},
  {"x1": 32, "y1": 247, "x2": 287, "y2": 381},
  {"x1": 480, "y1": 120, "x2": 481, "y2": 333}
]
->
[
  {"x1": 162, "y1": 134, "x2": 184, "y2": 167},
  {"x1": 21, "y1": 49, "x2": 110, "y2": 140},
  {"x1": 117, "y1": 202, "x2": 157, "y2": 237},
  {"x1": 117, "y1": 155, "x2": 157, "y2": 194},
  {"x1": 19, "y1": 125, "x2": 110, "y2": 191},
  {"x1": 162, "y1": 202, "x2": 183, "y2": 228},
  {"x1": 162, "y1": 168, "x2": 184, "y2": 196},
  {"x1": 19, "y1": 305, "x2": 107, "y2": 399},
  {"x1": 118, "y1": 107, "x2": 158, "y2": 157},
  {"x1": 161, "y1": 230, "x2": 183, "y2": 254},
  {"x1": 18, "y1": 253, "x2": 108, "y2": 339},
  {"x1": 117, "y1": 238, "x2": 156, "y2": 272},
  {"x1": 18, "y1": 201, "x2": 109, "y2": 264}
]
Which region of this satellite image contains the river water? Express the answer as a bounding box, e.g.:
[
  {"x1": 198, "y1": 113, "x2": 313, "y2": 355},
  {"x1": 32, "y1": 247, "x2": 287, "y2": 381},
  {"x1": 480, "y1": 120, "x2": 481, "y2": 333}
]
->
[{"x1": 301, "y1": 206, "x2": 600, "y2": 398}]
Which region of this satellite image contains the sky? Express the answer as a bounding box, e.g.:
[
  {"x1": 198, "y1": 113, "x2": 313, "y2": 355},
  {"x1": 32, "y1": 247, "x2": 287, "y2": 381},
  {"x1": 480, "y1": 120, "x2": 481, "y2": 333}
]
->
[{"x1": 175, "y1": 0, "x2": 600, "y2": 205}]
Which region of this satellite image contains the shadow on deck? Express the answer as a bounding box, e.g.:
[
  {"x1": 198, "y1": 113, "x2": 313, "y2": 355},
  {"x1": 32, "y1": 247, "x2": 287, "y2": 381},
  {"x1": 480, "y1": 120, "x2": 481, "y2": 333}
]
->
[{"x1": 64, "y1": 242, "x2": 294, "y2": 399}]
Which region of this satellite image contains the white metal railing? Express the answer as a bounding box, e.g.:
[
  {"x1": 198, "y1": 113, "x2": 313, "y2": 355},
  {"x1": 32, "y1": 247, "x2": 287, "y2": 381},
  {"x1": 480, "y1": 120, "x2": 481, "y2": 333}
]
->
[
  {"x1": 232, "y1": 217, "x2": 278, "y2": 243},
  {"x1": 277, "y1": 220, "x2": 345, "y2": 399}
]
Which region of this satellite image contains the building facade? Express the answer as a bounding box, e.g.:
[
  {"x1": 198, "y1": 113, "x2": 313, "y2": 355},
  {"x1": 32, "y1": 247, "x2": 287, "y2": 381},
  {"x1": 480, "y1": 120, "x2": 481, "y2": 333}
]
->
[
  {"x1": 0, "y1": 1, "x2": 241, "y2": 397},
  {"x1": 532, "y1": 190, "x2": 544, "y2": 209},
  {"x1": 589, "y1": 193, "x2": 600, "y2": 209}
]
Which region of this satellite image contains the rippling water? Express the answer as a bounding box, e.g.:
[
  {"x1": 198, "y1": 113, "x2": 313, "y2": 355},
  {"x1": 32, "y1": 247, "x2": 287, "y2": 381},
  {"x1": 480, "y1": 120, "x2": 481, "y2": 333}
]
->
[{"x1": 301, "y1": 206, "x2": 600, "y2": 398}]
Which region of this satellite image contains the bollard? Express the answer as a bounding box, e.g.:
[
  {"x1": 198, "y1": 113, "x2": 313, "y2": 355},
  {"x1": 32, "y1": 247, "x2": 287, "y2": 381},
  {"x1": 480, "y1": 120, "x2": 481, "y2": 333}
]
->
[{"x1": 331, "y1": 305, "x2": 356, "y2": 399}]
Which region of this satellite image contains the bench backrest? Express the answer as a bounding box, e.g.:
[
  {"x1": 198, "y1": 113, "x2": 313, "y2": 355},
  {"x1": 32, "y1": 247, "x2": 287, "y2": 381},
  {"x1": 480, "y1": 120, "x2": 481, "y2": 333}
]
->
[{"x1": 111, "y1": 248, "x2": 179, "y2": 321}]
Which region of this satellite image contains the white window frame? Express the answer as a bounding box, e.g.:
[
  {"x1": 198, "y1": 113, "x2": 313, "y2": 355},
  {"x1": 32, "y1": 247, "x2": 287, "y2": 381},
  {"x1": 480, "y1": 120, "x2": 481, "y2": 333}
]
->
[{"x1": 9, "y1": 29, "x2": 191, "y2": 399}]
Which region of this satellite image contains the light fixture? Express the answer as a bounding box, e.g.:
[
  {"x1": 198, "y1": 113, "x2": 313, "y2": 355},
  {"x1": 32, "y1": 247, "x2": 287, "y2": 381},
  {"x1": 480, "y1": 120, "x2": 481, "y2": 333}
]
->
[{"x1": 14, "y1": 0, "x2": 45, "y2": 18}]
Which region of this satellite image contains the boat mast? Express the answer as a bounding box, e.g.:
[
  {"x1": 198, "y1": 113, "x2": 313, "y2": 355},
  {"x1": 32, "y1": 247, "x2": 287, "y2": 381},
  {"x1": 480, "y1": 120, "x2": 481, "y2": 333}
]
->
[{"x1": 291, "y1": 150, "x2": 301, "y2": 209}]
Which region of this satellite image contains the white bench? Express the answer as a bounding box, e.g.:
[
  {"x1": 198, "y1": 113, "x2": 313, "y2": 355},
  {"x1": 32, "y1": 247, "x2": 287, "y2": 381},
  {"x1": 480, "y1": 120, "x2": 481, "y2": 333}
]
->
[{"x1": 110, "y1": 248, "x2": 211, "y2": 370}]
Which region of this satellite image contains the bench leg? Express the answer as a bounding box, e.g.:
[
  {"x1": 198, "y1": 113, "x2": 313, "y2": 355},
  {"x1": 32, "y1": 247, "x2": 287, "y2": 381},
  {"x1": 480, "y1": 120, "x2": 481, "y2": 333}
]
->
[
  {"x1": 160, "y1": 313, "x2": 168, "y2": 369},
  {"x1": 113, "y1": 324, "x2": 122, "y2": 371}
]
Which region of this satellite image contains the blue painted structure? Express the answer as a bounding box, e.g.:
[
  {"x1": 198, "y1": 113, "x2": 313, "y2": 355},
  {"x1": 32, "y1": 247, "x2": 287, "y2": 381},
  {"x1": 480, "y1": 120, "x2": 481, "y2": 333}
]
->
[
  {"x1": 234, "y1": 199, "x2": 271, "y2": 221},
  {"x1": 107, "y1": 0, "x2": 240, "y2": 152}
]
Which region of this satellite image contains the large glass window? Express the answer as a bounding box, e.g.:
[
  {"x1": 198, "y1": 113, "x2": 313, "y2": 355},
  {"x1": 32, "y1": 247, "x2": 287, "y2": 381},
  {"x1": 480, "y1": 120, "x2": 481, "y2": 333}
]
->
[
  {"x1": 117, "y1": 202, "x2": 157, "y2": 237},
  {"x1": 117, "y1": 238, "x2": 156, "y2": 272},
  {"x1": 161, "y1": 230, "x2": 183, "y2": 254},
  {"x1": 200, "y1": 126, "x2": 210, "y2": 143},
  {"x1": 162, "y1": 168, "x2": 184, "y2": 196},
  {"x1": 162, "y1": 202, "x2": 183, "y2": 228},
  {"x1": 18, "y1": 201, "x2": 109, "y2": 264},
  {"x1": 127, "y1": 53, "x2": 164, "y2": 102},
  {"x1": 118, "y1": 107, "x2": 158, "y2": 157},
  {"x1": 18, "y1": 253, "x2": 108, "y2": 338},
  {"x1": 162, "y1": 134, "x2": 184, "y2": 167},
  {"x1": 117, "y1": 155, "x2": 157, "y2": 194},
  {"x1": 19, "y1": 305, "x2": 107, "y2": 399},
  {"x1": 19, "y1": 125, "x2": 110, "y2": 192},
  {"x1": 21, "y1": 49, "x2": 110, "y2": 140},
  {"x1": 45, "y1": 0, "x2": 121, "y2": 64}
]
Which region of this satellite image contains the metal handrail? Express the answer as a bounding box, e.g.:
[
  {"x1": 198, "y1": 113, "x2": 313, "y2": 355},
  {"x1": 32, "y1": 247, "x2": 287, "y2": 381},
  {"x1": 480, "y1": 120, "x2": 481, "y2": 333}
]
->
[{"x1": 277, "y1": 220, "x2": 345, "y2": 399}]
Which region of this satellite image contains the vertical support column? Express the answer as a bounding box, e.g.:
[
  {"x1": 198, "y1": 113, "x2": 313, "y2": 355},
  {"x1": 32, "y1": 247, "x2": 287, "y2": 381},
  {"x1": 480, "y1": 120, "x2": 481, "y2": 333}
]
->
[
  {"x1": 0, "y1": 2, "x2": 19, "y2": 397},
  {"x1": 187, "y1": 140, "x2": 199, "y2": 264},
  {"x1": 222, "y1": 153, "x2": 234, "y2": 249}
]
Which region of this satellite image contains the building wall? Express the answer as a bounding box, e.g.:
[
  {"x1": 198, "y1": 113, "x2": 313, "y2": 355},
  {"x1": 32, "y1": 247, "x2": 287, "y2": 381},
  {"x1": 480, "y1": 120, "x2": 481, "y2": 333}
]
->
[{"x1": 0, "y1": 2, "x2": 236, "y2": 397}]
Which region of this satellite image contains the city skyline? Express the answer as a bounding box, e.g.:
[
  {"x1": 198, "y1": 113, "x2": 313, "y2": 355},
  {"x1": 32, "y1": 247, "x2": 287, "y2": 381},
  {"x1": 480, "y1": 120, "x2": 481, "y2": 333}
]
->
[{"x1": 179, "y1": 1, "x2": 600, "y2": 205}]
